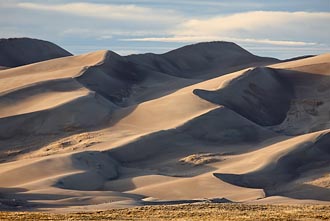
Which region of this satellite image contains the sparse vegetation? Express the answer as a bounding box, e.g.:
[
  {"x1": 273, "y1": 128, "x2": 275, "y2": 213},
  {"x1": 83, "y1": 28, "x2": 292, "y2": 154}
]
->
[
  {"x1": 1, "y1": 203, "x2": 330, "y2": 221},
  {"x1": 179, "y1": 153, "x2": 222, "y2": 166},
  {"x1": 305, "y1": 173, "x2": 330, "y2": 188}
]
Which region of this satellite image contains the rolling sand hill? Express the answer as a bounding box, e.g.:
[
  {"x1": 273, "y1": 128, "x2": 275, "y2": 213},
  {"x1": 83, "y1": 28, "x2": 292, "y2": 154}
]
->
[{"x1": 0, "y1": 39, "x2": 329, "y2": 212}]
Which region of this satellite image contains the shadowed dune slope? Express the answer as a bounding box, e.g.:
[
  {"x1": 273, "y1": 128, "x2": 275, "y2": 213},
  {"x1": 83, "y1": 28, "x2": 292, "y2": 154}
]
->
[
  {"x1": 0, "y1": 38, "x2": 72, "y2": 67},
  {"x1": 0, "y1": 79, "x2": 87, "y2": 118},
  {"x1": 214, "y1": 130, "x2": 330, "y2": 201},
  {"x1": 108, "y1": 107, "x2": 276, "y2": 164},
  {"x1": 194, "y1": 67, "x2": 294, "y2": 126},
  {"x1": 194, "y1": 65, "x2": 330, "y2": 134},
  {"x1": 0, "y1": 50, "x2": 108, "y2": 93},
  {"x1": 0, "y1": 92, "x2": 115, "y2": 139},
  {"x1": 0, "y1": 50, "x2": 120, "y2": 140}
]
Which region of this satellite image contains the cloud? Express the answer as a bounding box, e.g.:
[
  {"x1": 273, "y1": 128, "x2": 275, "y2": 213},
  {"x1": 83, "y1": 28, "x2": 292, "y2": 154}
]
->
[
  {"x1": 124, "y1": 11, "x2": 330, "y2": 46},
  {"x1": 0, "y1": 1, "x2": 181, "y2": 41},
  {"x1": 176, "y1": 11, "x2": 329, "y2": 35},
  {"x1": 123, "y1": 36, "x2": 317, "y2": 46},
  {"x1": 1, "y1": 2, "x2": 329, "y2": 58},
  {"x1": 15, "y1": 2, "x2": 182, "y2": 23}
]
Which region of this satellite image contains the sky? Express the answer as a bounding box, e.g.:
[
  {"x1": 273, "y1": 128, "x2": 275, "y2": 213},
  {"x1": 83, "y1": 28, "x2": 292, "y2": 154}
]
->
[{"x1": 1, "y1": 0, "x2": 330, "y2": 59}]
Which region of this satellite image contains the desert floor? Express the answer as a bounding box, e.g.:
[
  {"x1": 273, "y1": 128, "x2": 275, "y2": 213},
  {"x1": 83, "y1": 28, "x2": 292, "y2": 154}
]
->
[{"x1": 1, "y1": 203, "x2": 330, "y2": 221}]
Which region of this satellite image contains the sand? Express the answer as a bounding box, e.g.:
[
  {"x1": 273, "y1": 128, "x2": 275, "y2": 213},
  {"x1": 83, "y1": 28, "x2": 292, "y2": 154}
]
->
[{"x1": 0, "y1": 39, "x2": 329, "y2": 212}]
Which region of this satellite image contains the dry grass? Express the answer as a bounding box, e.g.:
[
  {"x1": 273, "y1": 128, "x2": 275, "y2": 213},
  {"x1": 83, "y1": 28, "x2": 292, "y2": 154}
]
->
[{"x1": 1, "y1": 203, "x2": 330, "y2": 220}]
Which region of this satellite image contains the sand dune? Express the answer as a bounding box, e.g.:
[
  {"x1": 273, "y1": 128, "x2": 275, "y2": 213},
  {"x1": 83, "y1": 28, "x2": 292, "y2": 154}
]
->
[
  {"x1": 214, "y1": 129, "x2": 330, "y2": 201},
  {"x1": 0, "y1": 38, "x2": 72, "y2": 68},
  {"x1": 194, "y1": 67, "x2": 294, "y2": 126},
  {"x1": 0, "y1": 40, "x2": 329, "y2": 211},
  {"x1": 271, "y1": 53, "x2": 330, "y2": 75},
  {"x1": 0, "y1": 79, "x2": 88, "y2": 118},
  {"x1": 0, "y1": 66, "x2": 9, "y2": 71},
  {"x1": 195, "y1": 65, "x2": 330, "y2": 135}
]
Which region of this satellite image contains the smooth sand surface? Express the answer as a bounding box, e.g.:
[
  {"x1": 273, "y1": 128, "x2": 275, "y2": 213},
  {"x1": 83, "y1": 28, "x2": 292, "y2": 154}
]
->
[{"x1": 0, "y1": 41, "x2": 329, "y2": 212}]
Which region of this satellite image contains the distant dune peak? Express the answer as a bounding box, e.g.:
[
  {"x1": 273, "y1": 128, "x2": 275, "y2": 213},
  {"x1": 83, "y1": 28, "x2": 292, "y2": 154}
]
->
[
  {"x1": 164, "y1": 41, "x2": 252, "y2": 55},
  {"x1": 126, "y1": 41, "x2": 278, "y2": 79},
  {"x1": 0, "y1": 37, "x2": 72, "y2": 67}
]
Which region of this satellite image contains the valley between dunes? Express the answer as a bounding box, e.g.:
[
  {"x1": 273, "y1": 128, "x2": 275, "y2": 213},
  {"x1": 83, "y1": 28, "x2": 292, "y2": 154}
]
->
[{"x1": 0, "y1": 38, "x2": 329, "y2": 212}]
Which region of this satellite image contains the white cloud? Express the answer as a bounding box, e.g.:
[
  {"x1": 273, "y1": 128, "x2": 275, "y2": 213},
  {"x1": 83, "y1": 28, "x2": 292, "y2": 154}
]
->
[
  {"x1": 123, "y1": 36, "x2": 317, "y2": 46},
  {"x1": 16, "y1": 2, "x2": 182, "y2": 23},
  {"x1": 0, "y1": 1, "x2": 180, "y2": 41},
  {"x1": 124, "y1": 11, "x2": 330, "y2": 46},
  {"x1": 175, "y1": 11, "x2": 329, "y2": 36},
  {"x1": 1, "y1": 2, "x2": 329, "y2": 57}
]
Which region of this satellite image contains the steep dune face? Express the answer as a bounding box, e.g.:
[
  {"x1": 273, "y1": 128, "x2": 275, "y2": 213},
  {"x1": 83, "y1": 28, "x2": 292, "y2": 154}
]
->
[
  {"x1": 269, "y1": 57, "x2": 330, "y2": 135},
  {"x1": 0, "y1": 41, "x2": 330, "y2": 211},
  {"x1": 194, "y1": 67, "x2": 294, "y2": 126},
  {"x1": 76, "y1": 51, "x2": 143, "y2": 106},
  {"x1": 274, "y1": 74, "x2": 330, "y2": 135},
  {"x1": 194, "y1": 63, "x2": 330, "y2": 134},
  {"x1": 0, "y1": 38, "x2": 72, "y2": 67}
]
